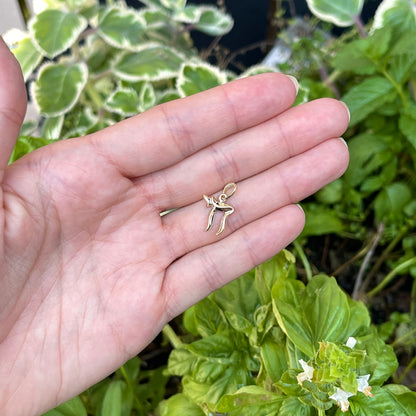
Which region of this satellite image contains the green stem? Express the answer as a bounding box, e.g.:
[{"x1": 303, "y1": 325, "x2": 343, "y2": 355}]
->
[
  {"x1": 162, "y1": 324, "x2": 183, "y2": 349},
  {"x1": 382, "y1": 68, "x2": 408, "y2": 108},
  {"x1": 397, "y1": 354, "x2": 416, "y2": 385},
  {"x1": 85, "y1": 83, "x2": 103, "y2": 110},
  {"x1": 391, "y1": 327, "x2": 416, "y2": 348},
  {"x1": 354, "y1": 15, "x2": 368, "y2": 38},
  {"x1": 120, "y1": 365, "x2": 144, "y2": 410},
  {"x1": 367, "y1": 257, "x2": 416, "y2": 298},
  {"x1": 411, "y1": 275, "x2": 416, "y2": 323},
  {"x1": 361, "y1": 226, "x2": 409, "y2": 293},
  {"x1": 318, "y1": 409, "x2": 326, "y2": 416},
  {"x1": 293, "y1": 240, "x2": 313, "y2": 282}
]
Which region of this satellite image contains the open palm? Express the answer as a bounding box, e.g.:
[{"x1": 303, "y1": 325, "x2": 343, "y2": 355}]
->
[{"x1": 0, "y1": 39, "x2": 349, "y2": 415}]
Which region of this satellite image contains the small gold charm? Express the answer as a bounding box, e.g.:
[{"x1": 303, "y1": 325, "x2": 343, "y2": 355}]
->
[{"x1": 203, "y1": 182, "x2": 237, "y2": 236}]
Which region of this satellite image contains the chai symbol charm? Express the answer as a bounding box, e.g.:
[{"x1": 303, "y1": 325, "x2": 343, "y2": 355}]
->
[{"x1": 203, "y1": 183, "x2": 237, "y2": 236}]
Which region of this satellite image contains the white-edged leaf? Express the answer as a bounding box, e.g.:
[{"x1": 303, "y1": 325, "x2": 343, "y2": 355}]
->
[
  {"x1": 156, "y1": 89, "x2": 181, "y2": 104},
  {"x1": 306, "y1": 0, "x2": 364, "y2": 27},
  {"x1": 177, "y1": 62, "x2": 227, "y2": 97},
  {"x1": 174, "y1": 5, "x2": 201, "y2": 23},
  {"x1": 113, "y1": 43, "x2": 184, "y2": 81},
  {"x1": 3, "y1": 29, "x2": 43, "y2": 81},
  {"x1": 238, "y1": 65, "x2": 277, "y2": 78},
  {"x1": 161, "y1": 0, "x2": 187, "y2": 11},
  {"x1": 97, "y1": 6, "x2": 146, "y2": 51},
  {"x1": 32, "y1": 62, "x2": 88, "y2": 117},
  {"x1": 29, "y1": 9, "x2": 87, "y2": 58},
  {"x1": 104, "y1": 88, "x2": 139, "y2": 116},
  {"x1": 372, "y1": 0, "x2": 416, "y2": 34},
  {"x1": 42, "y1": 115, "x2": 64, "y2": 140},
  {"x1": 138, "y1": 82, "x2": 156, "y2": 112},
  {"x1": 194, "y1": 6, "x2": 234, "y2": 36}
]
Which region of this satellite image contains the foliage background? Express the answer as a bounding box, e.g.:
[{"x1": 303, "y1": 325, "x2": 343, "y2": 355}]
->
[{"x1": 3, "y1": 0, "x2": 416, "y2": 414}]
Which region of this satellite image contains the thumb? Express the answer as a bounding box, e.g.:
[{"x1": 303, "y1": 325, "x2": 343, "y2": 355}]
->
[{"x1": 0, "y1": 36, "x2": 27, "y2": 178}]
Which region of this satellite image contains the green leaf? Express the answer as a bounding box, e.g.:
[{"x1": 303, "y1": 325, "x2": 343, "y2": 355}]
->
[
  {"x1": 105, "y1": 88, "x2": 139, "y2": 116},
  {"x1": 158, "y1": 394, "x2": 205, "y2": 416},
  {"x1": 215, "y1": 385, "x2": 285, "y2": 415},
  {"x1": 29, "y1": 9, "x2": 87, "y2": 58},
  {"x1": 399, "y1": 102, "x2": 416, "y2": 150},
  {"x1": 279, "y1": 397, "x2": 314, "y2": 416},
  {"x1": 42, "y1": 115, "x2": 64, "y2": 140},
  {"x1": 372, "y1": 0, "x2": 416, "y2": 41},
  {"x1": 272, "y1": 278, "x2": 315, "y2": 356},
  {"x1": 348, "y1": 385, "x2": 411, "y2": 415},
  {"x1": 255, "y1": 250, "x2": 296, "y2": 305},
  {"x1": 101, "y1": 380, "x2": 125, "y2": 416},
  {"x1": 4, "y1": 29, "x2": 43, "y2": 81},
  {"x1": 114, "y1": 44, "x2": 184, "y2": 82},
  {"x1": 341, "y1": 77, "x2": 394, "y2": 126},
  {"x1": 306, "y1": 0, "x2": 364, "y2": 27},
  {"x1": 97, "y1": 6, "x2": 146, "y2": 50},
  {"x1": 303, "y1": 276, "x2": 351, "y2": 348},
  {"x1": 356, "y1": 328, "x2": 398, "y2": 385},
  {"x1": 175, "y1": 6, "x2": 233, "y2": 36},
  {"x1": 211, "y1": 270, "x2": 259, "y2": 319},
  {"x1": 192, "y1": 297, "x2": 227, "y2": 337},
  {"x1": 383, "y1": 385, "x2": 416, "y2": 415},
  {"x1": 344, "y1": 133, "x2": 397, "y2": 191},
  {"x1": 42, "y1": 396, "x2": 87, "y2": 416},
  {"x1": 167, "y1": 348, "x2": 196, "y2": 376},
  {"x1": 32, "y1": 62, "x2": 88, "y2": 117},
  {"x1": 273, "y1": 276, "x2": 354, "y2": 357},
  {"x1": 374, "y1": 182, "x2": 412, "y2": 223},
  {"x1": 9, "y1": 136, "x2": 55, "y2": 164},
  {"x1": 177, "y1": 62, "x2": 227, "y2": 97},
  {"x1": 300, "y1": 204, "x2": 344, "y2": 237},
  {"x1": 260, "y1": 336, "x2": 288, "y2": 382},
  {"x1": 138, "y1": 82, "x2": 156, "y2": 112}
]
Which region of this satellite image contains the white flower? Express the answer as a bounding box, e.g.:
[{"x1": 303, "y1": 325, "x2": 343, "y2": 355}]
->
[
  {"x1": 296, "y1": 359, "x2": 314, "y2": 385},
  {"x1": 346, "y1": 337, "x2": 357, "y2": 348},
  {"x1": 357, "y1": 374, "x2": 373, "y2": 397},
  {"x1": 330, "y1": 388, "x2": 354, "y2": 413}
]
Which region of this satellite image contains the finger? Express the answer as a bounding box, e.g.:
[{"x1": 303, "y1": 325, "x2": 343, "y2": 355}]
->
[
  {"x1": 89, "y1": 73, "x2": 298, "y2": 177},
  {"x1": 161, "y1": 203, "x2": 305, "y2": 320},
  {"x1": 139, "y1": 98, "x2": 350, "y2": 210},
  {"x1": 162, "y1": 138, "x2": 349, "y2": 259},
  {"x1": 0, "y1": 37, "x2": 27, "y2": 179}
]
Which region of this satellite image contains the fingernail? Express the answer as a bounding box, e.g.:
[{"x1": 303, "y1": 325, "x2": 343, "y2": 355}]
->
[
  {"x1": 338, "y1": 137, "x2": 348, "y2": 148},
  {"x1": 287, "y1": 75, "x2": 299, "y2": 95},
  {"x1": 296, "y1": 203, "x2": 304, "y2": 214},
  {"x1": 340, "y1": 101, "x2": 350, "y2": 122}
]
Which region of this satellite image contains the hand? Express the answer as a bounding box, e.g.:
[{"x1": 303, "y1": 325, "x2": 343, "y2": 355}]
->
[{"x1": 0, "y1": 38, "x2": 349, "y2": 415}]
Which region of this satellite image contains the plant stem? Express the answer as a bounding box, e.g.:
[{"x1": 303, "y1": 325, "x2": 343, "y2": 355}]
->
[
  {"x1": 85, "y1": 83, "x2": 103, "y2": 110},
  {"x1": 353, "y1": 223, "x2": 384, "y2": 300},
  {"x1": 382, "y1": 69, "x2": 408, "y2": 108},
  {"x1": 120, "y1": 365, "x2": 143, "y2": 411},
  {"x1": 354, "y1": 15, "x2": 368, "y2": 38},
  {"x1": 17, "y1": 0, "x2": 31, "y2": 24},
  {"x1": 391, "y1": 327, "x2": 416, "y2": 348},
  {"x1": 361, "y1": 226, "x2": 409, "y2": 293},
  {"x1": 293, "y1": 240, "x2": 313, "y2": 282},
  {"x1": 162, "y1": 324, "x2": 183, "y2": 349},
  {"x1": 411, "y1": 275, "x2": 416, "y2": 323},
  {"x1": 318, "y1": 409, "x2": 326, "y2": 416},
  {"x1": 397, "y1": 354, "x2": 416, "y2": 385},
  {"x1": 367, "y1": 257, "x2": 416, "y2": 299}
]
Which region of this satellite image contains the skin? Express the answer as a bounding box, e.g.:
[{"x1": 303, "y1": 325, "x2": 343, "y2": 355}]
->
[{"x1": 0, "y1": 37, "x2": 350, "y2": 416}]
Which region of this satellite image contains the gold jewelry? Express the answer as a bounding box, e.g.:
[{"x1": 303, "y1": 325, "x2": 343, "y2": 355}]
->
[{"x1": 203, "y1": 182, "x2": 237, "y2": 235}]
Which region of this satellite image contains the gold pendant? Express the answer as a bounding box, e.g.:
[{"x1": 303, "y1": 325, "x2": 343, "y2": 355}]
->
[{"x1": 203, "y1": 182, "x2": 237, "y2": 236}]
